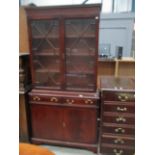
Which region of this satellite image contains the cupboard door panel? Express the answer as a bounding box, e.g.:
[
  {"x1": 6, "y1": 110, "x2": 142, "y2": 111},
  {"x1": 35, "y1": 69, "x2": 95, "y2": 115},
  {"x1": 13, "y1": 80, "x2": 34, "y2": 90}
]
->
[
  {"x1": 30, "y1": 19, "x2": 62, "y2": 89},
  {"x1": 63, "y1": 107, "x2": 97, "y2": 143},
  {"x1": 30, "y1": 104, "x2": 64, "y2": 141}
]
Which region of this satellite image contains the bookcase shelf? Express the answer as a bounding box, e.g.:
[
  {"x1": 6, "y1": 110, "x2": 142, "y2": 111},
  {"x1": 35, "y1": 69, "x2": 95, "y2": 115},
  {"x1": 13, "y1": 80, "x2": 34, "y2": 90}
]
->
[{"x1": 98, "y1": 57, "x2": 135, "y2": 77}]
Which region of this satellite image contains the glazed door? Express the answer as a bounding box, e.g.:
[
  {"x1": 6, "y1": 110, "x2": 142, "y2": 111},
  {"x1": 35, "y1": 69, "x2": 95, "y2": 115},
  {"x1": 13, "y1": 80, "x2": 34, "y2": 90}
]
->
[
  {"x1": 30, "y1": 104, "x2": 64, "y2": 141},
  {"x1": 63, "y1": 107, "x2": 97, "y2": 144},
  {"x1": 64, "y1": 18, "x2": 97, "y2": 92},
  {"x1": 30, "y1": 19, "x2": 62, "y2": 90}
]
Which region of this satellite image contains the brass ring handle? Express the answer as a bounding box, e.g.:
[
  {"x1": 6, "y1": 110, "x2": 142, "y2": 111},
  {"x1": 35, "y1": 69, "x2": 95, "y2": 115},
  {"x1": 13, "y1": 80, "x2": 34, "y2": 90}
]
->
[
  {"x1": 117, "y1": 107, "x2": 127, "y2": 112},
  {"x1": 85, "y1": 99, "x2": 93, "y2": 104},
  {"x1": 118, "y1": 95, "x2": 129, "y2": 102},
  {"x1": 50, "y1": 97, "x2": 58, "y2": 102},
  {"x1": 33, "y1": 96, "x2": 40, "y2": 101},
  {"x1": 66, "y1": 99, "x2": 74, "y2": 104},
  {"x1": 113, "y1": 149, "x2": 124, "y2": 155},
  {"x1": 116, "y1": 116, "x2": 126, "y2": 123},
  {"x1": 114, "y1": 138, "x2": 125, "y2": 144},
  {"x1": 115, "y1": 128, "x2": 125, "y2": 133}
]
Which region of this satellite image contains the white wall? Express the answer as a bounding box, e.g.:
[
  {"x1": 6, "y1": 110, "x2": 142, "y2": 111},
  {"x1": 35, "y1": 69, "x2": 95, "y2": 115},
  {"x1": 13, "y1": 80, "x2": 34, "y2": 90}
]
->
[{"x1": 99, "y1": 12, "x2": 135, "y2": 57}]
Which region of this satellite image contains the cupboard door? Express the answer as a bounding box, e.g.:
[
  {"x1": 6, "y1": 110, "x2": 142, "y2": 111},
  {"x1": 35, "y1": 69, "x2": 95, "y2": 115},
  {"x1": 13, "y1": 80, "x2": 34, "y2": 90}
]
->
[
  {"x1": 30, "y1": 104, "x2": 64, "y2": 141},
  {"x1": 64, "y1": 19, "x2": 97, "y2": 92},
  {"x1": 63, "y1": 107, "x2": 97, "y2": 143},
  {"x1": 30, "y1": 19, "x2": 62, "y2": 90}
]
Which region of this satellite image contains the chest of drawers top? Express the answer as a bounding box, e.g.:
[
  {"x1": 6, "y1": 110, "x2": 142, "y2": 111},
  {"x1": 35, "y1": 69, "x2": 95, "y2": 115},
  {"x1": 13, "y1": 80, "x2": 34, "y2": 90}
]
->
[
  {"x1": 99, "y1": 76, "x2": 135, "y2": 92},
  {"x1": 99, "y1": 76, "x2": 135, "y2": 103}
]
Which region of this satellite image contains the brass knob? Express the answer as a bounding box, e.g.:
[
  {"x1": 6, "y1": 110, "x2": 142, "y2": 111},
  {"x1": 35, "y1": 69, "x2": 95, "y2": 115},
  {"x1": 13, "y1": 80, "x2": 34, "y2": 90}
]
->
[
  {"x1": 50, "y1": 97, "x2": 58, "y2": 102},
  {"x1": 85, "y1": 99, "x2": 93, "y2": 104},
  {"x1": 113, "y1": 149, "x2": 124, "y2": 155},
  {"x1": 118, "y1": 94, "x2": 129, "y2": 102},
  {"x1": 115, "y1": 128, "x2": 125, "y2": 133},
  {"x1": 114, "y1": 138, "x2": 125, "y2": 144},
  {"x1": 117, "y1": 107, "x2": 127, "y2": 112},
  {"x1": 116, "y1": 116, "x2": 126, "y2": 123},
  {"x1": 66, "y1": 99, "x2": 74, "y2": 104},
  {"x1": 33, "y1": 96, "x2": 40, "y2": 101}
]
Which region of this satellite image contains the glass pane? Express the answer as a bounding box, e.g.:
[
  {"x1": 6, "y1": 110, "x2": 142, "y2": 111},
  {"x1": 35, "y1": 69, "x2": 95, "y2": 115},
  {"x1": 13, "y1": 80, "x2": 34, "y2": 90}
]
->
[
  {"x1": 114, "y1": 0, "x2": 132, "y2": 13},
  {"x1": 31, "y1": 19, "x2": 61, "y2": 89},
  {"x1": 102, "y1": 0, "x2": 113, "y2": 13},
  {"x1": 65, "y1": 19, "x2": 96, "y2": 91},
  {"x1": 31, "y1": 20, "x2": 59, "y2": 54}
]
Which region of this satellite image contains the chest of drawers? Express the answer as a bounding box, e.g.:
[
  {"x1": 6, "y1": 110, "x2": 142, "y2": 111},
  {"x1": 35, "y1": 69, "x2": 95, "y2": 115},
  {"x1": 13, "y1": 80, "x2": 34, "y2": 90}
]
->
[{"x1": 99, "y1": 76, "x2": 135, "y2": 155}]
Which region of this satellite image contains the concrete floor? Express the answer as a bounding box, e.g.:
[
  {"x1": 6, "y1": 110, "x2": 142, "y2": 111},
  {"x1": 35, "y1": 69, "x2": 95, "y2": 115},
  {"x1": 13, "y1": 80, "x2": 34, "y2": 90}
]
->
[{"x1": 42, "y1": 145, "x2": 97, "y2": 155}]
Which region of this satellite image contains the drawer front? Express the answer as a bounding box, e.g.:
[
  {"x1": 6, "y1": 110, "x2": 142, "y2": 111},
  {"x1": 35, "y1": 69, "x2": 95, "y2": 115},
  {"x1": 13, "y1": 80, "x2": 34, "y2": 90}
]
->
[
  {"x1": 29, "y1": 95, "x2": 61, "y2": 104},
  {"x1": 103, "y1": 114, "x2": 135, "y2": 125},
  {"x1": 103, "y1": 103, "x2": 135, "y2": 113},
  {"x1": 29, "y1": 94, "x2": 98, "y2": 107},
  {"x1": 100, "y1": 146, "x2": 134, "y2": 155},
  {"x1": 102, "y1": 125, "x2": 135, "y2": 136},
  {"x1": 102, "y1": 92, "x2": 135, "y2": 102},
  {"x1": 101, "y1": 135, "x2": 135, "y2": 146},
  {"x1": 62, "y1": 97, "x2": 98, "y2": 106}
]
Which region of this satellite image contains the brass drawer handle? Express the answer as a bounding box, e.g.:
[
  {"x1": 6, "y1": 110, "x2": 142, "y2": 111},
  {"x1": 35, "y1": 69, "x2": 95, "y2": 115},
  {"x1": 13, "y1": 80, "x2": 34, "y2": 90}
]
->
[
  {"x1": 113, "y1": 149, "x2": 124, "y2": 155},
  {"x1": 115, "y1": 128, "x2": 125, "y2": 133},
  {"x1": 118, "y1": 94, "x2": 129, "y2": 102},
  {"x1": 117, "y1": 107, "x2": 127, "y2": 112},
  {"x1": 66, "y1": 99, "x2": 74, "y2": 104},
  {"x1": 50, "y1": 97, "x2": 58, "y2": 102},
  {"x1": 114, "y1": 138, "x2": 125, "y2": 144},
  {"x1": 33, "y1": 96, "x2": 40, "y2": 101},
  {"x1": 116, "y1": 116, "x2": 126, "y2": 123},
  {"x1": 85, "y1": 99, "x2": 93, "y2": 104}
]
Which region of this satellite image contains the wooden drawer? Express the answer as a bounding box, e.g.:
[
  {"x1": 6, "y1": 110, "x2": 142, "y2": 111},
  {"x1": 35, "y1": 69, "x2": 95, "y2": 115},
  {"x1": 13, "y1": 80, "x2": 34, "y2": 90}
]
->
[
  {"x1": 102, "y1": 92, "x2": 134, "y2": 102},
  {"x1": 29, "y1": 95, "x2": 62, "y2": 103},
  {"x1": 101, "y1": 134, "x2": 135, "y2": 146},
  {"x1": 102, "y1": 123, "x2": 134, "y2": 136},
  {"x1": 103, "y1": 102, "x2": 134, "y2": 113},
  {"x1": 29, "y1": 90, "x2": 99, "y2": 106},
  {"x1": 100, "y1": 143, "x2": 134, "y2": 155},
  {"x1": 63, "y1": 97, "x2": 97, "y2": 106},
  {"x1": 102, "y1": 113, "x2": 135, "y2": 125}
]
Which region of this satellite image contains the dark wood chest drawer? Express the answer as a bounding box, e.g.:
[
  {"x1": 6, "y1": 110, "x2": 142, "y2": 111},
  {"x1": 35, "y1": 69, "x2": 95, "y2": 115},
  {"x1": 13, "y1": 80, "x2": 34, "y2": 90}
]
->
[
  {"x1": 101, "y1": 134, "x2": 135, "y2": 146},
  {"x1": 103, "y1": 113, "x2": 135, "y2": 125},
  {"x1": 102, "y1": 123, "x2": 135, "y2": 136},
  {"x1": 100, "y1": 143, "x2": 134, "y2": 155},
  {"x1": 103, "y1": 102, "x2": 135, "y2": 113},
  {"x1": 29, "y1": 95, "x2": 62, "y2": 103},
  {"x1": 102, "y1": 92, "x2": 135, "y2": 102},
  {"x1": 63, "y1": 97, "x2": 98, "y2": 106}
]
